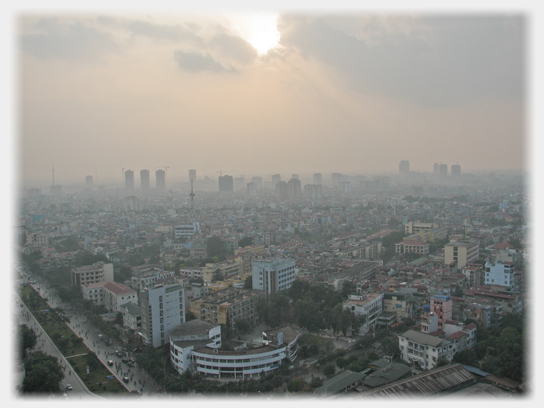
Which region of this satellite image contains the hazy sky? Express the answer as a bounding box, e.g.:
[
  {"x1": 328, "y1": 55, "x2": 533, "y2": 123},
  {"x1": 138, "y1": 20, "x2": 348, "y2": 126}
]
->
[{"x1": 17, "y1": 9, "x2": 526, "y2": 187}]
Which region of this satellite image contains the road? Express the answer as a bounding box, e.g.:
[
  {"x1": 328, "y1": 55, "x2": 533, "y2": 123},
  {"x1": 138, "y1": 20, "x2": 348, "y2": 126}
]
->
[{"x1": 16, "y1": 265, "x2": 163, "y2": 398}]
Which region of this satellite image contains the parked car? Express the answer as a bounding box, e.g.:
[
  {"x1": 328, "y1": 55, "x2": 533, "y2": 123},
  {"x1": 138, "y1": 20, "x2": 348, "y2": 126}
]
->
[
  {"x1": 123, "y1": 377, "x2": 129, "y2": 383},
  {"x1": 66, "y1": 384, "x2": 73, "y2": 391},
  {"x1": 107, "y1": 360, "x2": 113, "y2": 366}
]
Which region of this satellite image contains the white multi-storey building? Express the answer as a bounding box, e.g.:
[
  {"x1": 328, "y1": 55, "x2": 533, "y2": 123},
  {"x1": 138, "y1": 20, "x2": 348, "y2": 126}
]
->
[
  {"x1": 139, "y1": 284, "x2": 185, "y2": 348},
  {"x1": 252, "y1": 258, "x2": 296, "y2": 295},
  {"x1": 170, "y1": 325, "x2": 299, "y2": 379},
  {"x1": 484, "y1": 259, "x2": 515, "y2": 288},
  {"x1": 342, "y1": 293, "x2": 384, "y2": 335},
  {"x1": 174, "y1": 223, "x2": 200, "y2": 239},
  {"x1": 398, "y1": 330, "x2": 454, "y2": 371},
  {"x1": 81, "y1": 281, "x2": 138, "y2": 312}
]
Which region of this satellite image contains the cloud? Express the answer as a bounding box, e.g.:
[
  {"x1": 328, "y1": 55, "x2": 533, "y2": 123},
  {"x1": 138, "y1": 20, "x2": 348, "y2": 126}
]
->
[
  {"x1": 21, "y1": 18, "x2": 118, "y2": 60},
  {"x1": 208, "y1": 34, "x2": 257, "y2": 64},
  {"x1": 122, "y1": 19, "x2": 205, "y2": 46},
  {"x1": 173, "y1": 50, "x2": 236, "y2": 73},
  {"x1": 278, "y1": 15, "x2": 524, "y2": 107}
]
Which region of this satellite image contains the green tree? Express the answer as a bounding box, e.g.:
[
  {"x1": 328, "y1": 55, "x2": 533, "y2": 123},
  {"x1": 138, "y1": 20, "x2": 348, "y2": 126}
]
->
[
  {"x1": 309, "y1": 377, "x2": 323, "y2": 389},
  {"x1": 238, "y1": 236, "x2": 253, "y2": 248},
  {"x1": 287, "y1": 378, "x2": 308, "y2": 393},
  {"x1": 287, "y1": 279, "x2": 310, "y2": 303},
  {"x1": 21, "y1": 351, "x2": 64, "y2": 394},
  {"x1": 206, "y1": 236, "x2": 224, "y2": 258},
  {"x1": 20, "y1": 325, "x2": 37, "y2": 360},
  {"x1": 212, "y1": 269, "x2": 224, "y2": 282},
  {"x1": 244, "y1": 275, "x2": 252, "y2": 289},
  {"x1": 323, "y1": 363, "x2": 336, "y2": 378}
]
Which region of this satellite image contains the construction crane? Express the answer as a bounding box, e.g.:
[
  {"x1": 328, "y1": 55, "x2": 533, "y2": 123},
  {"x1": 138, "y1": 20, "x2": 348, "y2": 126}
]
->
[{"x1": 217, "y1": 170, "x2": 233, "y2": 177}]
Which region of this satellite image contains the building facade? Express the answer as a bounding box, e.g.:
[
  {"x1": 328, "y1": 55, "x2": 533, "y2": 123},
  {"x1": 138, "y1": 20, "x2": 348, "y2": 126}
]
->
[
  {"x1": 484, "y1": 259, "x2": 515, "y2": 288},
  {"x1": 444, "y1": 239, "x2": 479, "y2": 268},
  {"x1": 71, "y1": 262, "x2": 114, "y2": 286},
  {"x1": 139, "y1": 284, "x2": 185, "y2": 348},
  {"x1": 252, "y1": 258, "x2": 296, "y2": 295},
  {"x1": 398, "y1": 330, "x2": 454, "y2": 370},
  {"x1": 343, "y1": 293, "x2": 384, "y2": 335}
]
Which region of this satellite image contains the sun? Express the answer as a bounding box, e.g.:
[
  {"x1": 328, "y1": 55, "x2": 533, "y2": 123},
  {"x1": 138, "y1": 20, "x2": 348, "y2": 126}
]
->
[{"x1": 233, "y1": 13, "x2": 281, "y2": 55}]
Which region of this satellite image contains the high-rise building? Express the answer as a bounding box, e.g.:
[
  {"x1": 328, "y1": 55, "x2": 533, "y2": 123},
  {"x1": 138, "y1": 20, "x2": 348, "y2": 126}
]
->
[
  {"x1": 85, "y1": 175, "x2": 93, "y2": 188},
  {"x1": 234, "y1": 177, "x2": 245, "y2": 191},
  {"x1": 252, "y1": 258, "x2": 296, "y2": 295},
  {"x1": 125, "y1": 170, "x2": 134, "y2": 190},
  {"x1": 247, "y1": 182, "x2": 258, "y2": 196},
  {"x1": 313, "y1": 173, "x2": 322, "y2": 185},
  {"x1": 140, "y1": 169, "x2": 150, "y2": 189},
  {"x1": 451, "y1": 164, "x2": 461, "y2": 177},
  {"x1": 275, "y1": 181, "x2": 288, "y2": 201},
  {"x1": 399, "y1": 160, "x2": 410, "y2": 174},
  {"x1": 291, "y1": 174, "x2": 299, "y2": 180},
  {"x1": 189, "y1": 169, "x2": 197, "y2": 182},
  {"x1": 331, "y1": 173, "x2": 344, "y2": 185},
  {"x1": 218, "y1": 175, "x2": 234, "y2": 192},
  {"x1": 287, "y1": 178, "x2": 302, "y2": 199},
  {"x1": 272, "y1": 174, "x2": 281, "y2": 185},
  {"x1": 139, "y1": 283, "x2": 185, "y2": 348},
  {"x1": 156, "y1": 170, "x2": 166, "y2": 189},
  {"x1": 251, "y1": 176, "x2": 262, "y2": 190},
  {"x1": 439, "y1": 164, "x2": 448, "y2": 177},
  {"x1": 304, "y1": 184, "x2": 323, "y2": 200},
  {"x1": 433, "y1": 163, "x2": 439, "y2": 174}
]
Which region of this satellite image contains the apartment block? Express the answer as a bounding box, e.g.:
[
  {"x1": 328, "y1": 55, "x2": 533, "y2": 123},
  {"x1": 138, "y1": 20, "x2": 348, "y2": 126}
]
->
[
  {"x1": 343, "y1": 293, "x2": 384, "y2": 335},
  {"x1": 252, "y1": 258, "x2": 296, "y2": 295},
  {"x1": 71, "y1": 261, "x2": 114, "y2": 286},
  {"x1": 139, "y1": 284, "x2": 185, "y2": 348},
  {"x1": 444, "y1": 239, "x2": 479, "y2": 268},
  {"x1": 190, "y1": 287, "x2": 265, "y2": 330}
]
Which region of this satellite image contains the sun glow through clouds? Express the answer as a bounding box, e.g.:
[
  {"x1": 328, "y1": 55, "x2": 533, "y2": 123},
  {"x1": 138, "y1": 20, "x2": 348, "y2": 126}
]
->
[{"x1": 235, "y1": 13, "x2": 281, "y2": 55}]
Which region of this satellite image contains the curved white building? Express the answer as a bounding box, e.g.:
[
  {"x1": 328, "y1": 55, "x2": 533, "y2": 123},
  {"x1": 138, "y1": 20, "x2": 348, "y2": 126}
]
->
[{"x1": 170, "y1": 323, "x2": 299, "y2": 379}]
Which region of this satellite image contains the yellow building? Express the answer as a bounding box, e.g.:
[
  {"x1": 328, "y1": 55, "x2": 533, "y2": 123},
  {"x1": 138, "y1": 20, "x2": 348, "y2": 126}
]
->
[
  {"x1": 190, "y1": 287, "x2": 265, "y2": 329},
  {"x1": 444, "y1": 239, "x2": 479, "y2": 268}
]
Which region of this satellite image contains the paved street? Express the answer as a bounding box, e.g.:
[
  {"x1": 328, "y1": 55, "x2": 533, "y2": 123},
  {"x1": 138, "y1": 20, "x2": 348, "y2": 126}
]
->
[{"x1": 16, "y1": 265, "x2": 163, "y2": 398}]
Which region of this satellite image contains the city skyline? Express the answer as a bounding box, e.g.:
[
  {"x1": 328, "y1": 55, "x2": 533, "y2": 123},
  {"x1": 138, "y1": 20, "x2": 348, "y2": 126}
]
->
[{"x1": 17, "y1": 10, "x2": 525, "y2": 187}]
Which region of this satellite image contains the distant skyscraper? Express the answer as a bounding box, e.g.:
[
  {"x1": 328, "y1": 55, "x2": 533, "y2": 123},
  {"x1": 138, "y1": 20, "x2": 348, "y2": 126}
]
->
[
  {"x1": 313, "y1": 173, "x2": 322, "y2": 185},
  {"x1": 275, "y1": 181, "x2": 288, "y2": 201},
  {"x1": 304, "y1": 184, "x2": 323, "y2": 200},
  {"x1": 247, "y1": 182, "x2": 258, "y2": 196},
  {"x1": 189, "y1": 169, "x2": 196, "y2": 181},
  {"x1": 219, "y1": 175, "x2": 234, "y2": 192},
  {"x1": 125, "y1": 170, "x2": 134, "y2": 190},
  {"x1": 251, "y1": 176, "x2": 262, "y2": 190},
  {"x1": 291, "y1": 174, "x2": 299, "y2": 180},
  {"x1": 451, "y1": 164, "x2": 461, "y2": 177},
  {"x1": 287, "y1": 178, "x2": 302, "y2": 199},
  {"x1": 439, "y1": 164, "x2": 448, "y2": 177},
  {"x1": 140, "y1": 169, "x2": 150, "y2": 189},
  {"x1": 433, "y1": 163, "x2": 439, "y2": 174},
  {"x1": 331, "y1": 173, "x2": 343, "y2": 185},
  {"x1": 234, "y1": 177, "x2": 245, "y2": 191},
  {"x1": 156, "y1": 170, "x2": 165, "y2": 189},
  {"x1": 272, "y1": 174, "x2": 281, "y2": 185},
  {"x1": 399, "y1": 160, "x2": 410, "y2": 174},
  {"x1": 85, "y1": 175, "x2": 93, "y2": 188}
]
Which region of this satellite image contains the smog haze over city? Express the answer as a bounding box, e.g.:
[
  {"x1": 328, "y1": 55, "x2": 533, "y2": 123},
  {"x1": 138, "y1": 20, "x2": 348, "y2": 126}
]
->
[
  {"x1": 11, "y1": 1, "x2": 541, "y2": 403},
  {"x1": 17, "y1": 5, "x2": 526, "y2": 189}
]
